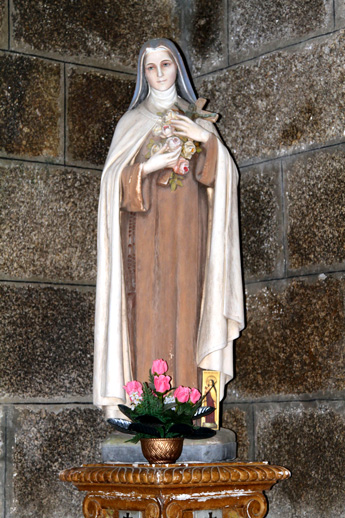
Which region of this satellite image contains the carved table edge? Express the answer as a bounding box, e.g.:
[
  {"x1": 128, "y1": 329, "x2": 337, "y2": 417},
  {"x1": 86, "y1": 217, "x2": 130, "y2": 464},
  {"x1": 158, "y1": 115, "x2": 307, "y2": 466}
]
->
[{"x1": 59, "y1": 462, "x2": 291, "y2": 487}]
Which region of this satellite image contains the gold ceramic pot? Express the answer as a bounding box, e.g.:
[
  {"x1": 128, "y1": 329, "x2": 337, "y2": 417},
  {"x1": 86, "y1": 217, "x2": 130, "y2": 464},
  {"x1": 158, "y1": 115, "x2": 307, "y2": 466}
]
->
[{"x1": 140, "y1": 437, "x2": 184, "y2": 464}]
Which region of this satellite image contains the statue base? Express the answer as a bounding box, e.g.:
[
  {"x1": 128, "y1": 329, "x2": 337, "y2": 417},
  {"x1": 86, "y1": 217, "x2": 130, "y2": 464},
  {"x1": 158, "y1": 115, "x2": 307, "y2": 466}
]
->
[
  {"x1": 60, "y1": 461, "x2": 290, "y2": 518},
  {"x1": 102, "y1": 428, "x2": 236, "y2": 463}
]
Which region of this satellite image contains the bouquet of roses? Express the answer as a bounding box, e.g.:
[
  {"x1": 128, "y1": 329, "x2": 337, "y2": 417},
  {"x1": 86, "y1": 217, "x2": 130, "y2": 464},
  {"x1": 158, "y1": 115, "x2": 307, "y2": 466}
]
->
[
  {"x1": 145, "y1": 106, "x2": 203, "y2": 191},
  {"x1": 107, "y1": 359, "x2": 216, "y2": 443}
]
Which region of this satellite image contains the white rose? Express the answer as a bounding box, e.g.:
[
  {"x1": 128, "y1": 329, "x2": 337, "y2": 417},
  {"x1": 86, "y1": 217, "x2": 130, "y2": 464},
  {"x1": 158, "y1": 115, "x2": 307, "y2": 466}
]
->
[
  {"x1": 166, "y1": 136, "x2": 182, "y2": 151},
  {"x1": 161, "y1": 124, "x2": 174, "y2": 138},
  {"x1": 182, "y1": 140, "x2": 196, "y2": 160},
  {"x1": 151, "y1": 143, "x2": 164, "y2": 156},
  {"x1": 163, "y1": 109, "x2": 176, "y2": 123},
  {"x1": 152, "y1": 123, "x2": 163, "y2": 137}
]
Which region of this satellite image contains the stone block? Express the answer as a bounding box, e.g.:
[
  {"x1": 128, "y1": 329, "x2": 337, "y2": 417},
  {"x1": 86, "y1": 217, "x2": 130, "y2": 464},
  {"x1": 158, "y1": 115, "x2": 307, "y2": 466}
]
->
[
  {"x1": 0, "y1": 0, "x2": 8, "y2": 48},
  {"x1": 183, "y1": 0, "x2": 228, "y2": 74},
  {"x1": 240, "y1": 161, "x2": 284, "y2": 281},
  {"x1": 229, "y1": 0, "x2": 333, "y2": 63},
  {"x1": 0, "y1": 53, "x2": 63, "y2": 160},
  {"x1": 11, "y1": 0, "x2": 181, "y2": 70},
  {"x1": 197, "y1": 30, "x2": 345, "y2": 165},
  {"x1": 228, "y1": 275, "x2": 345, "y2": 400},
  {"x1": 285, "y1": 142, "x2": 345, "y2": 273},
  {"x1": 222, "y1": 405, "x2": 251, "y2": 461},
  {"x1": 0, "y1": 283, "x2": 95, "y2": 401},
  {"x1": 0, "y1": 406, "x2": 4, "y2": 518},
  {"x1": 6, "y1": 405, "x2": 111, "y2": 518},
  {"x1": 335, "y1": 0, "x2": 345, "y2": 29},
  {"x1": 255, "y1": 401, "x2": 345, "y2": 517},
  {"x1": 0, "y1": 161, "x2": 99, "y2": 283},
  {"x1": 67, "y1": 66, "x2": 135, "y2": 167}
]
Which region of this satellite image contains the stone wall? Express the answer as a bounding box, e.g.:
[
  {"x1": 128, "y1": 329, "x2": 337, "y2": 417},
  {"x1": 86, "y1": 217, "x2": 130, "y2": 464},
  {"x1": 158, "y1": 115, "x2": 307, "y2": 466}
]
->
[{"x1": 0, "y1": 1, "x2": 344, "y2": 517}]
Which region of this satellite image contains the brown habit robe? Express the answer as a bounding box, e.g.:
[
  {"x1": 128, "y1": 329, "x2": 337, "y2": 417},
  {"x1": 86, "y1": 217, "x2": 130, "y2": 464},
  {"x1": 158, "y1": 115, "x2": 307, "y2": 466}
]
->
[{"x1": 120, "y1": 133, "x2": 217, "y2": 388}]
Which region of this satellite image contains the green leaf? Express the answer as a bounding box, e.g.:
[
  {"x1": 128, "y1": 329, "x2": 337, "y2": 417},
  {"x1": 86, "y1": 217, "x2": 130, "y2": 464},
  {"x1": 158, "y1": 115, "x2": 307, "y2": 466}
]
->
[
  {"x1": 167, "y1": 423, "x2": 194, "y2": 436},
  {"x1": 134, "y1": 414, "x2": 165, "y2": 424},
  {"x1": 107, "y1": 418, "x2": 136, "y2": 435},
  {"x1": 129, "y1": 422, "x2": 162, "y2": 437},
  {"x1": 162, "y1": 402, "x2": 176, "y2": 412},
  {"x1": 117, "y1": 404, "x2": 135, "y2": 420},
  {"x1": 193, "y1": 406, "x2": 215, "y2": 420},
  {"x1": 125, "y1": 436, "x2": 141, "y2": 444},
  {"x1": 185, "y1": 426, "x2": 217, "y2": 439}
]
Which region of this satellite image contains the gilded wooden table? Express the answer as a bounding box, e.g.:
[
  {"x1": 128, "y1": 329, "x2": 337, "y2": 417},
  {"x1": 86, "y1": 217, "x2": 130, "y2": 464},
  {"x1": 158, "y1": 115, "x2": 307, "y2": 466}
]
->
[{"x1": 60, "y1": 462, "x2": 290, "y2": 518}]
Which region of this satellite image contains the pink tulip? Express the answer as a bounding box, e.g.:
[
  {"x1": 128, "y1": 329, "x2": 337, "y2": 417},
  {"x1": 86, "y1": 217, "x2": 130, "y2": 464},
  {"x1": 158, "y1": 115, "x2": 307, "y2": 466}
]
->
[
  {"x1": 174, "y1": 386, "x2": 191, "y2": 403},
  {"x1": 152, "y1": 359, "x2": 168, "y2": 375},
  {"x1": 190, "y1": 387, "x2": 201, "y2": 404},
  {"x1": 154, "y1": 375, "x2": 171, "y2": 393},
  {"x1": 123, "y1": 380, "x2": 143, "y2": 396}
]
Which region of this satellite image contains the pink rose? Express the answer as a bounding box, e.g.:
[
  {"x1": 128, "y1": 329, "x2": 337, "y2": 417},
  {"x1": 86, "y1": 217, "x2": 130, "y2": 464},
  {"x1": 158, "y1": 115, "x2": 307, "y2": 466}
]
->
[
  {"x1": 173, "y1": 157, "x2": 189, "y2": 176},
  {"x1": 152, "y1": 359, "x2": 168, "y2": 375},
  {"x1": 190, "y1": 387, "x2": 201, "y2": 404},
  {"x1": 123, "y1": 380, "x2": 143, "y2": 396},
  {"x1": 154, "y1": 375, "x2": 171, "y2": 393},
  {"x1": 174, "y1": 386, "x2": 191, "y2": 403}
]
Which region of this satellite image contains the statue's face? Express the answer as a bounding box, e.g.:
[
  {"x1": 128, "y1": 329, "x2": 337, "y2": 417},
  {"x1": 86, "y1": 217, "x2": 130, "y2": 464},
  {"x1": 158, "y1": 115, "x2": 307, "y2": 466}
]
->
[{"x1": 144, "y1": 49, "x2": 177, "y2": 91}]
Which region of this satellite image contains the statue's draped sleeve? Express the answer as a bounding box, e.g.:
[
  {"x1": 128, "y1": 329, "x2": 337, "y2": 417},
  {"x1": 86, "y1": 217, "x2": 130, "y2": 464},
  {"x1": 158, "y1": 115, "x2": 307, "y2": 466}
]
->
[
  {"x1": 195, "y1": 133, "x2": 218, "y2": 186},
  {"x1": 120, "y1": 163, "x2": 147, "y2": 212}
]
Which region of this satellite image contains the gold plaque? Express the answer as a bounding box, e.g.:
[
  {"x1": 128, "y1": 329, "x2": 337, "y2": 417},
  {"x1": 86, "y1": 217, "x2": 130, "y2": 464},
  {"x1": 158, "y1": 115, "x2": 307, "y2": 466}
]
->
[{"x1": 201, "y1": 370, "x2": 220, "y2": 430}]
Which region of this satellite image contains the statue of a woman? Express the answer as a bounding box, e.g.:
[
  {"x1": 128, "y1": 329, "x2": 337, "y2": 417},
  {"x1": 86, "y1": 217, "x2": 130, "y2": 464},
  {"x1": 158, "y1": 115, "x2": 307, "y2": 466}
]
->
[{"x1": 93, "y1": 39, "x2": 244, "y2": 419}]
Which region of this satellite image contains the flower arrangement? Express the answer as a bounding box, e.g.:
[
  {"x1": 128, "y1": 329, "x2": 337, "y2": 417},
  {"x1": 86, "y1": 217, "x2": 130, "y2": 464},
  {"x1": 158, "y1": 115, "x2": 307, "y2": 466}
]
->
[
  {"x1": 107, "y1": 359, "x2": 216, "y2": 443},
  {"x1": 145, "y1": 107, "x2": 202, "y2": 191}
]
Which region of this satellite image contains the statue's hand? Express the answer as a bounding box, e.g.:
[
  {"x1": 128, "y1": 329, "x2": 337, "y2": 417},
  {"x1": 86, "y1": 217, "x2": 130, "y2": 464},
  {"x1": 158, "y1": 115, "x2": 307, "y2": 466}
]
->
[
  {"x1": 143, "y1": 145, "x2": 181, "y2": 175},
  {"x1": 171, "y1": 113, "x2": 210, "y2": 143}
]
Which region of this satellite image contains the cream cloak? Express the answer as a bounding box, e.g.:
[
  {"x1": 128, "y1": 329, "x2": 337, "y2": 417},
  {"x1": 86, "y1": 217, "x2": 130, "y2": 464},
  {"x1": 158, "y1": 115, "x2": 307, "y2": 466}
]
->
[{"x1": 93, "y1": 97, "x2": 244, "y2": 417}]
